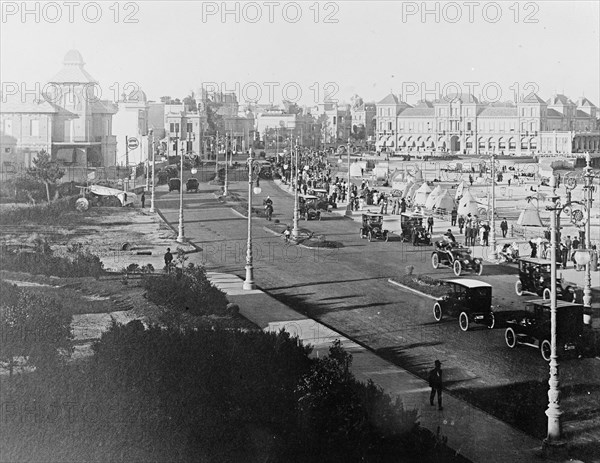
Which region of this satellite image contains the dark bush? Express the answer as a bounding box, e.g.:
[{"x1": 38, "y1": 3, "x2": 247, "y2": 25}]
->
[
  {"x1": 0, "y1": 245, "x2": 105, "y2": 278},
  {"x1": 142, "y1": 264, "x2": 228, "y2": 315},
  {"x1": 0, "y1": 195, "x2": 80, "y2": 224}
]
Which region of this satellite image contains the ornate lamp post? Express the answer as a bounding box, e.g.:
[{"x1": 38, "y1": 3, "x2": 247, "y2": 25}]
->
[
  {"x1": 347, "y1": 136, "x2": 351, "y2": 199},
  {"x1": 176, "y1": 129, "x2": 185, "y2": 243},
  {"x1": 243, "y1": 149, "x2": 261, "y2": 290},
  {"x1": 149, "y1": 129, "x2": 156, "y2": 213},
  {"x1": 291, "y1": 138, "x2": 300, "y2": 242},
  {"x1": 543, "y1": 173, "x2": 589, "y2": 456},
  {"x1": 489, "y1": 150, "x2": 498, "y2": 260},
  {"x1": 224, "y1": 134, "x2": 229, "y2": 197}
]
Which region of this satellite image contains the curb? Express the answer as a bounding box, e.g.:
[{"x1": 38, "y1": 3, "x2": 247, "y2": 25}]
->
[
  {"x1": 152, "y1": 208, "x2": 203, "y2": 253},
  {"x1": 387, "y1": 278, "x2": 439, "y2": 300}
]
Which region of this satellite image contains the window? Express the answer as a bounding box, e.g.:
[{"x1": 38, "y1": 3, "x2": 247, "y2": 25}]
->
[
  {"x1": 175, "y1": 123, "x2": 180, "y2": 133},
  {"x1": 333, "y1": 116, "x2": 336, "y2": 125},
  {"x1": 467, "y1": 122, "x2": 472, "y2": 131},
  {"x1": 170, "y1": 123, "x2": 175, "y2": 133},
  {"x1": 4, "y1": 119, "x2": 13, "y2": 136},
  {"x1": 187, "y1": 122, "x2": 193, "y2": 133},
  {"x1": 187, "y1": 141, "x2": 193, "y2": 152},
  {"x1": 388, "y1": 122, "x2": 392, "y2": 130},
  {"x1": 30, "y1": 119, "x2": 39, "y2": 136}
]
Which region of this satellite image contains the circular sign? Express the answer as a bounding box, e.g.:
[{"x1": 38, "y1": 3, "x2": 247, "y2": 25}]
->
[
  {"x1": 191, "y1": 168, "x2": 198, "y2": 174},
  {"x1": 127, "y1": 137, "x2": 139, "y2": 150}
]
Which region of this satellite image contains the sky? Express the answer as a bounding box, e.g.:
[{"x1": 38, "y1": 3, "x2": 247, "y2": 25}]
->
[{"x1": 1, "y1": 1, "x2": 599, "y2": 107}]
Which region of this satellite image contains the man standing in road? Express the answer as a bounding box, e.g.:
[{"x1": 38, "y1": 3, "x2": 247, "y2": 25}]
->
[
  {"x1": 458, "y1": 215, "x2": 465, "y2": 234},
  {"x1": 500, "y1": 218, "x2": 508, "y2": 238},
  {"x1": 141, "y1": 191, "x2": 146, "y2": 209},
  {"x1": 563, "y1": 236, "x2": 572, "y2": 268},
  {"x1": 450, "y1": 207, "x2": 458, "y2": 226},
  {"x1": 164, "y1": 247, "x2": 174, "y2": 273},
  {"x1": 427, "y1": 216, "x2": 434, "y2": 234},
  {"x1": 428, "y1": 360, "x2": 443, "y2": 410}
]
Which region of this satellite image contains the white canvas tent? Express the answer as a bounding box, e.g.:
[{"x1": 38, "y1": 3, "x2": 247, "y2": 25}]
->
[
  {"x1": 517, "y1": 202, "x2": 544, "y2": 227},
  {"x1": 457, "y1": 190, "x2": 479, "y2": 217},
  {"x1": 425, "y1": 185, "x2": 444, "y2": 209},
  {"x1": 89, "y1": 185, "x2": 137, "y2": 206},
  {"x1": 413, "y1": 183, "x2": 432, "y2": 206},
  {"x1": 433, "y1": 191, "x2": 455, "y2": 212},
  {"x1": 455, "y1": 181, "x2": 467, "y2": 200}
]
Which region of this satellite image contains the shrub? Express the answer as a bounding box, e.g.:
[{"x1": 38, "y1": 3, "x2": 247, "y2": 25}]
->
[
  {"x1": 142, "y1": 264, "x2": 228, "y2": 315},
  {"x1": 0, "y1": 281, "x2": 73, "y2": 375},
  {"x1": 0, "y1": 195, "x2": 80, "y2": 224},
  {"x1": 0, "y1": 245, "x2": 105, "y2": 278}
]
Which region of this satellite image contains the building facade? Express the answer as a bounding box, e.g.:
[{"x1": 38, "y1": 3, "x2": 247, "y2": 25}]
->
[
  {"x1": 375, "y1": 92, "x2": 600, "y2": 156},
  {"x1": 0, "y1": 50, "x2": 117, "y2": 169}
]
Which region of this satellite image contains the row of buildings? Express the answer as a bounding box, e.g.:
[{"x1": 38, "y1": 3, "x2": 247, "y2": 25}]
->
[{"x1": 1, "y1": 50, "x2": 599, "y2": 171}]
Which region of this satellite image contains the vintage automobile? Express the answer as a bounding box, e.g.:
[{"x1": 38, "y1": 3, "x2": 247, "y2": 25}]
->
[
  {"x1": 514, "y1": 257, "x2": 575, "y2": 301},
  {"x1": 168, "y1": 178, "x2": 181, "y2": 192},
  {"x1": 504, "y1": 299, "x2": 583, "y2": 361},
  {"x1": 186, "y1": 178, "x2": 199, "y2": 192},
  {"x1": 299, "y1": 194, "x2": 321, "y2": 221},
  {"x1": 359, "y1": 213, "x2": 389, "y2": 242},
  {"x1": 432, "y1": 242, "x2": 484, "y2": 276},
  {"x1": 309, "y1": 188, "x2": 333, "y2": 211},
  {"x1": 399, "y1": 212, "x2": 431, "y2": 245},
  {"x1": 432, "y1": 279, "x2": 495, "y2": 331}
]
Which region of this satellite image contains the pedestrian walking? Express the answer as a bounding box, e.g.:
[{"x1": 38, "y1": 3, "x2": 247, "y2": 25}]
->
[
  {"x1": 164, "y1": 247, "x2": 173, "y2": 273},
  {"x1": 400, "y1": 198, "x2": 407, "y2": 214},
  {"x1": 141, "y1": 191, "x2": 145, "y2": 208},
  {"x1": 529, "y1": 240, "x2": 538, "y2": 258},
  {"x1": 451, "y1": 208, "x2": 458, "y2": 226},
  {"x1": 427, "y1": 216, "x2": 434, "y2": 234},
  {"x1": 458, "y1": 215, "x2": 465, "y2": 234},
  {"x1": 482, "y1": 222, "x2": 490, "y2": 246},
  {"x1": 500, "y1": 218, "x2": 508, "y2": 238},
  {"x1": 428, "y1": 360, "x2": 443, "y2": 410},
  {"x1": 469, "y1": 174, "x2": 474, "y2": 186},
  {"x1": 562, "y1": 236, "x2": 572, "y2": 268}
]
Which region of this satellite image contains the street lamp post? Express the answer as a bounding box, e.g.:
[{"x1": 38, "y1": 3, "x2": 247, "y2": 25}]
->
[
  {"x1": 544, "y1": 174, "x2": 563, "y2": 450},
  {"x1": 489, "y1": 151, "x2": 497, "y2": 260},
  {"x1": 224, "y1": 134, "x2": 229, "y2": 196},
  {"x1": 177, "y1": 134, "x2": 185, "y2": 243},
  {"x1": 149, "y1": 129, "x2": 156, "y2": 213},
  {"x1": 581, "y1": 151, "x2": 599, "y2": 326},
  {"x1": 243, "y1": 149, "x2": 260, "y2": 290},
  {"x1": 292, "y1": 138, "x2": 300, "y2": 242}
]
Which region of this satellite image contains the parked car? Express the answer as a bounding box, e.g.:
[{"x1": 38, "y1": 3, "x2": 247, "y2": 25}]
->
[
  {"x1": 359, "y1": 213, "x2": 389, "y2": 242},
  {"x1": 168, "y1": 178, "x2": 181, "y2": 192},
  {"x1": 504, "y1": 299, "x2": 583, "y2": 361},
  {"x1": 432, "y1": 279, "x2": 495, "y2": 331},
  {"x1": 514, "y1": 257, "x2": 575, "y2": 301},
  {"x1": 310, "y1": 188, "x2": 334, "y2": 211},
  {"x1": 299, "y1": 194, "x2": 321, "y2": 221},
  {"x1": 432, "y1": 242, "x2": 484, "y2": 276},
  {"x1": 399, "y1": 212, "x2": 431, "y2": 245},
  {"x1": 186, "y1": 178, "x2": 199, "y2": 192}
]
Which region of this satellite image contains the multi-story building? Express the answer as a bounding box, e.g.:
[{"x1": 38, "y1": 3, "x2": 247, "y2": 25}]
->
[
  {"x1": 350, "y1": 101, "x2": 376, "y2": 141},
  {"x1": 314, "y1": 101, "x2": 352, "y2": 145},
  {"x1": 375, "y1": 92, "x2": 599, "y2": 156},
  {"x1": 112, "y1": 89, "x2": 149, "y2": 166},
  {"x1": 0, "y1": 49, "x2": 117, "y2": 169},
  {"x1": 254, "y1": 107, "x2": 318, "y2": 148}
]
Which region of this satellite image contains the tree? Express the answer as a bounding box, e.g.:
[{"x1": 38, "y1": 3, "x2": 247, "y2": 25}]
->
[
  {"x1": 27, "y1": 150, "x2": 65, "y2": 202},
  {"x1": 0, "y1": 281, "x2": 73, "y2": 376},
  {"x1": 183, "y1": 91, "x2": 197, "y2": 112}
]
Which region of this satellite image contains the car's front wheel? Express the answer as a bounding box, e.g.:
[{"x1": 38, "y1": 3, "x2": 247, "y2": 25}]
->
[
  {"x1": 540, "y1": 339, "x2": 552, "y2": 361},
  {"x1": 515, "y1": 280, "x2": 523, "y2": 296},
  {"x1": 505, "y1": 327, "x2": 517, "y2": 348},
  {"x1": 459, "y1": 312, "x2": 470, "y2": 331},
  {"x1": 476, "y1": 261, "x2": 484, "y2": 276},
  {"x1": 487, "y1": 312, "x2": 495, "y2": 329},
  {"x1": 542, "y1": 288, "x2": 551, "y2": 300},
  {"x1": 433, "y1": 303, "x2": 443, "y2": 322},
  {"x1": 432, "y1": 253, "x2": 440, "y2": 269},
  {"x1": 453, "y1": 260, "x2": 462, "y2": 276}
]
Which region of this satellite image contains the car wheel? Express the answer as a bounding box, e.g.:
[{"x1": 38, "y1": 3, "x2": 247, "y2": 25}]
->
[
  {"x1": 453, "y1": 260, "x2": 462, "y2": 277},
  {"x1": 432, "y1": 253, "x2": 440, "y2": 269},
  {"x1": 459, "y1": 312, "x2": 470, "y2": 332},
  {"x1": 542, "y1": 288, "x2": 551, "y2": 300},
  {"x1": 368, "y1": 232, "x2": 373, "y2": 242},
  {"x1": 505, "y1": 327, "x2": 517, "y2": 348},
  {"x1": 540, "y1": 339, "x2": 552, "y2": 362},
  {"x1": 515, "y1": 280, "x2": 523, "y2": 296},
  {"x1": 487, "y1": 312, "x2": 495, "y2": 329},
  {"x1": 433, "y1": 303, "x2": 443, "y2": 322},
  {"x1": 477, "y1": 261, "x2": 484, "y2": 276}
]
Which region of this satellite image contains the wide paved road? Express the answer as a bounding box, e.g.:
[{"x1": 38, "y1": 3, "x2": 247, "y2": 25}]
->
[{"x1": 156, "y1": 167, "x2": 600, "y2": 443}]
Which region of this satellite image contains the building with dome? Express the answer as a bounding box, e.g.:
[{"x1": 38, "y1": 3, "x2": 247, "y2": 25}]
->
[
  {"x1": 0, "y1": 50, "x2": 117, "y2": 170},
  {"x1": 375, "y1": 92, "x2": 599, "y2": 157}
]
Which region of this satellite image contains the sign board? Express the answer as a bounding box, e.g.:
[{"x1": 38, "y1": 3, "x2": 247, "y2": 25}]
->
[{"x1": 127, "y1": 137, "x2": 139, "y2": 150}]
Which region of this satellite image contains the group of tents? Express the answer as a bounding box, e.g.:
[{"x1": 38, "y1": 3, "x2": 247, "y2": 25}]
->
[{"x1": 397, "y1": 179, "x2": 486, "y2": 217}]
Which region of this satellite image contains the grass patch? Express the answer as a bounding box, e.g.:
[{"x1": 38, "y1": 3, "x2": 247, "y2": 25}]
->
[
  {"x1": 391, "y1": 273, "x2": 449, "y2": 298},
  {"x1": 0, "y1": 196, "x2": 82, "y2": 224}
]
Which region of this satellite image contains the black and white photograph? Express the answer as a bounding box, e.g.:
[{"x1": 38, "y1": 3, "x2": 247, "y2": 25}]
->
[{"x1": 1, "y1": 1, "x2": 600, "y2": 462}]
